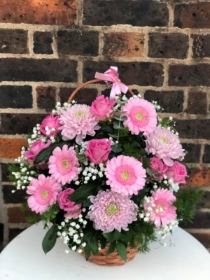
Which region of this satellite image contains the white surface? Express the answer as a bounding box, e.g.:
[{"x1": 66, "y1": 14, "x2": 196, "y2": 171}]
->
[{"x1": 0, "y1": 223, "x2": 210, "y2": 280}]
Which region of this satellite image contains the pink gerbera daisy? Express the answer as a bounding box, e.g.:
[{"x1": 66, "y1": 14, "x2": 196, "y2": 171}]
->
[
  {"x1": 59, "y1": 104, "x2": 99, "y2": 145},
  {"x1": 105, "y1": 155, "x2": 146, "y2": 196},
  {"x1": 27, "y1": 174, "x2": 62, "y2": 214},
  {"x1": 87, "y1": 190, "x2": 137, "y2": 232},
  {"x1": 122, "y1": 97, "x2": 157, "y2": 136},
  {"x1": 145, "y1": 126, "x2": 185, "y2": 166},
  {"x1": 48, "y1": 145, "x2": 79, "y2": 185},
  {"x1": 143, "y1": 188, "x2": 176, "y2": 227}
]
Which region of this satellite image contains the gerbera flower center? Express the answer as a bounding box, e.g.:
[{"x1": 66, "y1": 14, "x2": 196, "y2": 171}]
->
[
  {"x1": 62, "y1": 159, "x2": 70, "y2": 169},
  {"x1": 157, "y1": 204, "x2": 164, "y2": 213},
  {"x1": 135, "y1": 112, "x2": 143, "y2": 121},
  {"x1": 41, "y1": 189, "x2": 49, "y2": 199},
  {"x1": 121, "y1": 171, "x2": 130, "y2": 180},
  {"x1": 106, "y1": 203, "x2": 118, "y2": 215},
  {"x1": 115, "y1": 164, "x2": 137, "y2": 185},
  {"x1": 130, "y1": 106, "x2": 149, "y2": 126}
]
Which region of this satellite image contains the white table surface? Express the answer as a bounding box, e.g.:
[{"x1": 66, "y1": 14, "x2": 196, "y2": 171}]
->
[{"x1": 0, "y1": 223, "x2": 210, "y2": 280}]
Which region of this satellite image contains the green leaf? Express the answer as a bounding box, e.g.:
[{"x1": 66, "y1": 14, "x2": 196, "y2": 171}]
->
[
  {"x1": 34, "y1": 141, "x2": 69, "y2": 164},
  {"x1": 112, "y1": 115, "x2": 127, "y2": 121},
  {"x1": 116, "y1": 242, "x2": 127, "y2": 261},
  {"x1": 42, "y1": 224, "x2": 58, "y2": 254},
  {"x1": 106, "y1": 241, "x2": 116, "y2": 255},
  {"x1": 103, "y1": 230, "x2": 122, "y2": 242},
  {"x1": 83, "y1": 229, "x2": 99, "y2": 255},
  {"x1": 100, "y1": 125, "x2": 114, "y2": 134},
  {"x1": 112, "y1": 144, "x2": 122, "y2": 153},
  {"x1": 103, "y1": 232, "x2": 114, "y2": 242},
  {"x1": 69, "y1": 183, "x2": 96, "y2": 203}
]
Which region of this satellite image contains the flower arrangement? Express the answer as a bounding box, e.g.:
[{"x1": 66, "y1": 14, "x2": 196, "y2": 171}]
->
[{"x1": 9, "y1": 67, "x2": 202, "y2": 264}]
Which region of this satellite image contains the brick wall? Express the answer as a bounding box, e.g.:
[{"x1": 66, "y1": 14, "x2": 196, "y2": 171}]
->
[{"x1": 0, "y1": 0, "x2": 210, "y2": 252}]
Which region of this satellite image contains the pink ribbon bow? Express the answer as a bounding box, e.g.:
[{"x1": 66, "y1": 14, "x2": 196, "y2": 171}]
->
[{"x1": 94, "y1": 66, "x2": 128, "y2": 99}]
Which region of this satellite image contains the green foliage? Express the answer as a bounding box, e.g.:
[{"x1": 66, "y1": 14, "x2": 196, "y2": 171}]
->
[
  {"x1": 106, "y1": 241, "x2": 116, "y2": 255},
  {"x1": 103, "y1": 230, "x2": 122, "y2": 242},
  {"x1": 174, "y1": 188, "x2": 203, "y2": 221},
  {"x1": 83, "y1": 227, "x2": 100, "y2": 257},
  {"x1": 116, "y1": 242, "x2": 127, "y2": 261},
  {"x1": 40, "y1": 204, "x2": 60, "y2": 223},
  {"x1": 69, "y1": 183, "x2": 99, "y2": 203},
  {"x1": 8, "y1": 164, "x2": 20, "y2": 182},
  {"x1": 42, "y1": 224, "x2": 58, "y2": 254},
  {"x1": 34, "y1": 141, "x2": 73, "y2": 164}
]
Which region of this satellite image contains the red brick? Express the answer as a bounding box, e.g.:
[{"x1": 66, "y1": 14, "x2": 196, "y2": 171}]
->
[
  {"x1": 0, "y1": 0, "x2": 76, "y2": 25},
  {"x1": 8, "y1": 206, "x2": 32, "y2": 223},
  {"x1": 148, "y1": 33, "x2": 188, "y2": 59},
  {"x1": 192, "y1": 34, "x2": 210, "y2": 58},
  {"x1": 0, "y1": 138, "x2": 28, "y2": 159},
  {"x1": 185, "y1": 168, "x2": 210, "y2": 188},
  {"x1": 103, "y1": 33, "x2": 144, "y2": 57},
  {"x1": 174, "y1": 3, "x2": 210, "y2": 28},
  {"x1": 36, "y1": 86, "x2": 56, "y2": 111},
  {"x1": 169, "y1": 64, "x2": 210, "y2": 87},
  {"x1": 186, "y1": 91, "x2": 207, "y2": 114}
]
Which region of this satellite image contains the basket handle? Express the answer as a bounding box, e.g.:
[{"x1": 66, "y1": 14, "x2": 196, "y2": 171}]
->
[{"x1": 67, "y1": 79, "x2": 134, "y2": 103}]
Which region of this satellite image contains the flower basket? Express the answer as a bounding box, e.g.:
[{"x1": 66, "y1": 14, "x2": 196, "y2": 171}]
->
[
  {"x1": 9, "y1": 66, "x2": 203, "y2": 266},
  {"x1": 80, "y1": 245, "x2": 139, "y2": 266}
]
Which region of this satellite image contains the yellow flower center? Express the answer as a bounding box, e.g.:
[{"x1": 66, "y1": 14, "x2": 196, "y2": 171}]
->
[
  {"x1": 160, "y1": 137, "x2": 168, "y2": 144},
  {"x1": 76, "y1": 111, "x2": 84, "y2": 118},
  {"x1": 41, "y1": 190, "x2": 49, "y2": 199},
  {"x1": 135, "y1": 112, "x2": 143, "y2": 121},
  {"x1": 106, "y1": 204, "x2": 118, "y2": 215},
  {"x1": 157, "y1": 204, "x2": 164, "y2": 213},
  {"x1": 121, "y1": 171, "x2": 130, "y2": 180},
  {"x1": 62, "y1": 160, "x2": 69, "y2": 168}
]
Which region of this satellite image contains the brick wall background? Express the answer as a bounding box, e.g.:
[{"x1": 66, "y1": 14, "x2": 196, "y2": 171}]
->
[{"x1": 0, "y1": 0, "x2": 210, "y2": 252}]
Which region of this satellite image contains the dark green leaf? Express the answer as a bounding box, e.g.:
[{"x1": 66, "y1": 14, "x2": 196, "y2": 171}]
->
[
  {"x1": 106, "y1": 241, "x2": 116, "y2": 255},
  {"x1": 108, "y1": 133, "x2": 118, "y2": 139},
  {"x1": 114, "y1": 230, "x2": 122, "y2": 240},
  {"x1": 69, "y1": 183, "x2": 97, "y2": 203},
  {"x1": 42, "y1": 224, "x2": 58, "y2": 254},
  {"x1": 112, "y1": 115, "x2": 127, "y2": 121},
  {"x1": 112, "y1": 144, "x2": 122, "y2": 153},
  {"x1": 34, "y1": 141, "x2": 70, "y2": 164},
  {"x1": 77, "y1": 154, "x2": 87, "y2": 163},
  {"x1": 103, "y1": 231, "x2": 115, "y2": 242},
  {"x1": 83, "y1": 229, "x2": 99, "y2": 255},
  {"x1": 116, "y1": 242, "x2": 127, "y2": 261},
  {"x1": 103, "y1": 230, "x2": 122, "y2": 242},
  {"x1": 100, "y1": 125, "x2": 114, "y2": 134}
]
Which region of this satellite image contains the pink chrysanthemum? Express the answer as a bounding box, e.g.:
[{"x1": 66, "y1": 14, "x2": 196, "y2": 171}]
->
[
  {"x1": 105, "y1": 155, "x2": 146, "y2": 196},
  {"x1": 143, "y1": 188, "x2": 176, "y2": 227},
  {"x1": 87, "y1": 190, "x2": 137, "y2": 232},
  {"x1": 27, "y1": 174, "x2": 61, "y2": 214},
  {"x1": 48, "y1": 145, "x2": 79, "y2": 185},
  {"x1": 145, "y1": 126, "x2": 185, "y2": 166},
  {"x1": 59, "y1": 104, "x2": 99, "y2": 145},
  {"x1": 122, "y1": 98, "x2": 157, "y2": 136}
]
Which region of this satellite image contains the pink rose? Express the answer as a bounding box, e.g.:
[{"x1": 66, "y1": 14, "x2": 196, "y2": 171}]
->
[
  {"x1": 85, "y1": 138, "x2": 112, "y2": 164},
  {"x1": 91, "y1": 95, "x2": 116, "y2": 121},
  {"x1": 58, "y1": 188, "x2": 82, "y2": 218},
  {"x1": 24, "y1": 140, "x2": 51, "y2": 164},
  {"x1": 150, "y1": 157, "x2": 168, "y2": 180},
  {"x1": 40, "y1": 114, "x2": 60, "y2": 137},
  {"x1": 165, "y1": 161, "x2": 188, "y2": 184}
]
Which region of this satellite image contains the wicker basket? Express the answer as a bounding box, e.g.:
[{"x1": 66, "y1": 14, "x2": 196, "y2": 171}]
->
[
  {"x1": 68, "y1": 78, "x2": 136, "y2": 266},
  {"x1": 81, "y1": 245, "x2": 139, "y2": 266}
]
